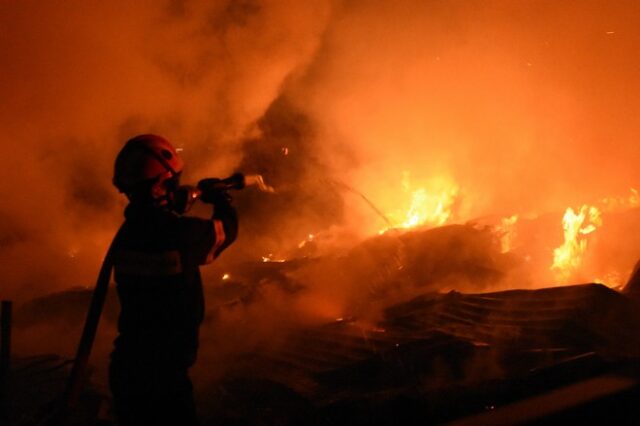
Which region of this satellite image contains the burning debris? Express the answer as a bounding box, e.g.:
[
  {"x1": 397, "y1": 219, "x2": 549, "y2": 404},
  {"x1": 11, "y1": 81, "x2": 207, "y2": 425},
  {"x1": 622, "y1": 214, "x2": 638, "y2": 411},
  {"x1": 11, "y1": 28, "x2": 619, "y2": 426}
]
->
[
  {"x1": 2, "y1": 1, "x2": 640, "y2": 424},
  {"x1": 200, "y1": 283, "x2": 640, "y2": 425},
  {"x1": 379, "y1": 173, "x2": 460, "y2": 233},
  {"x1": 5, "y1": 209, "x2": 640, "y2": 424}
]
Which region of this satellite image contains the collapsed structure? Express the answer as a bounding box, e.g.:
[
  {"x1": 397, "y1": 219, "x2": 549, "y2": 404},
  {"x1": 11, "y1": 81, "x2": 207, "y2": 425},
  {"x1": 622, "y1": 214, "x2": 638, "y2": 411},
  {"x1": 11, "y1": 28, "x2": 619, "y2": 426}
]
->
[{"x1": 4, "y1": 221, "x2": 640, "y2": 424}]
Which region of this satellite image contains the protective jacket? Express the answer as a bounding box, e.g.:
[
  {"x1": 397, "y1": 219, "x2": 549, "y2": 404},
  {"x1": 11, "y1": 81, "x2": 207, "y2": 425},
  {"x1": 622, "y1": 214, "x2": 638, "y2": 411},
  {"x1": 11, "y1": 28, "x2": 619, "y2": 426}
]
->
[{"x1": 109, "y1": 196, "x2": 237, "y2": 424}]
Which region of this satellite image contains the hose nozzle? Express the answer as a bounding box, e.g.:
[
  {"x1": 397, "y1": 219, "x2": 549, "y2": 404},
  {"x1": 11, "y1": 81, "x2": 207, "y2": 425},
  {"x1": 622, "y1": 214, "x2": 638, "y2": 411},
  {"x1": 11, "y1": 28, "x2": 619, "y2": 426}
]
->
[
  {"x1": 244, "y1": 174, "x2": 275, "y2": 193},
  {"x1": 172, "y1": 173, "x2": 274, "y2": 214}
]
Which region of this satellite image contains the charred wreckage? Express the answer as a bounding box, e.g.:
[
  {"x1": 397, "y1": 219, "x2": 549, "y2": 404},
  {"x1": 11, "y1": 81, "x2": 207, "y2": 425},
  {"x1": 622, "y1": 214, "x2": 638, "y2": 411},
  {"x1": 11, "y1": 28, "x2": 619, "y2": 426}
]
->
[{"x1": 2, "y1": 216, "x2": 640, "y2": 425}]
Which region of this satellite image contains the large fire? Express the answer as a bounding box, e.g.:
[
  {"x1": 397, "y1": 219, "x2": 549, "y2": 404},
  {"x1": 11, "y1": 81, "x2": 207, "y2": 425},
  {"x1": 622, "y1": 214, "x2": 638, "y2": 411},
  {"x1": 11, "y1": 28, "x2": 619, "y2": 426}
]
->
[
  {"x1": 361, "y1": 176, "x2": 640, "y2": 289},
  {"x1": 380, "y1": 173, "x2": 459, "y2": 233},
  {"x1": 551, "y1": 205, "x2": 602, "y2": 283},
  {"x1": 370, "y1": 174, "x2": 637, "y2": 288}
]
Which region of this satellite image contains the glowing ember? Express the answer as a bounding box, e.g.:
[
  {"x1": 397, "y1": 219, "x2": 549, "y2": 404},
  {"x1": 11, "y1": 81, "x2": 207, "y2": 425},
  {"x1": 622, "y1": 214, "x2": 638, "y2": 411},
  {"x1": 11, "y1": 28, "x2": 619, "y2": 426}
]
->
[
  {"x1": 551, "y1": 205, "x2": 602, "y2": 283},
  {"x1": 262, "y1": 254, "x2": 286, "y2": 263},
  {"x1": 222, "y1": 273, "x2": 230, "y2": 280},
  {"x1": 594, "y1": 271, "x2": 624, "y2": 288}
]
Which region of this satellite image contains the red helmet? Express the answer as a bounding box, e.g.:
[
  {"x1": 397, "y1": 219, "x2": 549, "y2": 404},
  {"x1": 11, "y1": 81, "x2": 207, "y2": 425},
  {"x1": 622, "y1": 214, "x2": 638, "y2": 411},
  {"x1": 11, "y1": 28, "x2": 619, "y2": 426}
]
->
[{"x1": 113, "y1": 134, "x2": 184, "y2": 200}]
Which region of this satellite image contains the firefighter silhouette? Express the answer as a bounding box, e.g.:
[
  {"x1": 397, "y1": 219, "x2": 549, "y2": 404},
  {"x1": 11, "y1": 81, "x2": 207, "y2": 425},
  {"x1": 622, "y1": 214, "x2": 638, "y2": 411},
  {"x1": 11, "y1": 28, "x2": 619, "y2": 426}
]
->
[{"x1": 110, "y1": 134, "x2": 237, "y2": 425}]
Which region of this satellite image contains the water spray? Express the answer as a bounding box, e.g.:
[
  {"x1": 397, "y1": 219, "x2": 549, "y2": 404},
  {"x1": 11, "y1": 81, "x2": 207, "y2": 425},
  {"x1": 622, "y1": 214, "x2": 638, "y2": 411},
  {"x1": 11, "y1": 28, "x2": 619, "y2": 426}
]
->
[
  {"x1": 326, "y1": 179, "x2": 393, "y2": 228},
  {"x1": 173, "y1": 173, "x2": 275, "y2": 214}
]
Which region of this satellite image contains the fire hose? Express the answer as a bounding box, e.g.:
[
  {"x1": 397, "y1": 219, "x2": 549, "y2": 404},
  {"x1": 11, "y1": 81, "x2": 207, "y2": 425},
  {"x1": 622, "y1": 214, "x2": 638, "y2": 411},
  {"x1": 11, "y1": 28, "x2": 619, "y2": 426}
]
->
[{"x1": 53, "y1": 173, "x2": 273, "y2": 425}]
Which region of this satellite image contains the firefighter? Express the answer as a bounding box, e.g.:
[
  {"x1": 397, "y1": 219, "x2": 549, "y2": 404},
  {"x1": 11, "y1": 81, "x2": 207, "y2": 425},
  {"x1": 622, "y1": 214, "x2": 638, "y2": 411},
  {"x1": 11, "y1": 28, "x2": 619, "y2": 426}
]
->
[{"x1": 109, "y1": 134, "x2": 237, "y2": 425}]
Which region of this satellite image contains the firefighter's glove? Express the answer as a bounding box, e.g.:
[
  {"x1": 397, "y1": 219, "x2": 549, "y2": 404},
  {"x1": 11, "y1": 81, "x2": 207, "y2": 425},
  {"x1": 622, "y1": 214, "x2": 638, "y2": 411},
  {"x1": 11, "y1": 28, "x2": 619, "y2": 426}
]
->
[{"x1": 197, "y1": 178, "x2": 232, "y2": 205}]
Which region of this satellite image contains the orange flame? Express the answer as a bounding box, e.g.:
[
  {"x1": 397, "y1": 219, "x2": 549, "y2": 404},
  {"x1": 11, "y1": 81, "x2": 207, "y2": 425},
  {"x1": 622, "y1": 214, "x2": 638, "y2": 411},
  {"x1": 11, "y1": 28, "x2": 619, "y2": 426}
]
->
[
  {"x1": 381, "y1": 173, "x2": 459, "y2": 233},
  {"x1": 497, "y1": 215, "x2": 519, "y2": 253},
  {"x1": 551, "y1": 205, "x2": 602, "y2": 283}
]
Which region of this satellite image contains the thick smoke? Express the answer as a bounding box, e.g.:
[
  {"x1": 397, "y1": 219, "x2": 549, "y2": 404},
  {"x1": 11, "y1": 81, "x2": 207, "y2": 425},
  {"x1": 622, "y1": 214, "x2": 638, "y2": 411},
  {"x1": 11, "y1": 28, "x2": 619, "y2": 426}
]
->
[
  {"x1": 4, "y1": 0, "x2": 639, "y2": 299},
  {"x1": 3, "y1": 0, "x2": 640, "y2": 398},
  {"x1": 0, "y1": 0, "x2": 332, "y2": 300},
  {"x1": 225, "y1": 0, "x2": 640, "y2": 286},
  {"x1": 288, "y1": 0, "x2": 640, "y2": 231}
]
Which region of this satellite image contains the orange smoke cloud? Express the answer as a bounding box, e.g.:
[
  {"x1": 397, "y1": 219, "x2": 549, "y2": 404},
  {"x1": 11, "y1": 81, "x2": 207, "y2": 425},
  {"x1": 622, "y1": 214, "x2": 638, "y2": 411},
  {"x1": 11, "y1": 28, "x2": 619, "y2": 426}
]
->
[
  {"x1": 2, "y1": 0, "x2": 640, "y2": 302},
  {"x1": 289, "y1": 0, "x2": 640, "y2": 230},
  {"x1": 0, "y1": 0, "x2": 332, "y2": 300}
]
